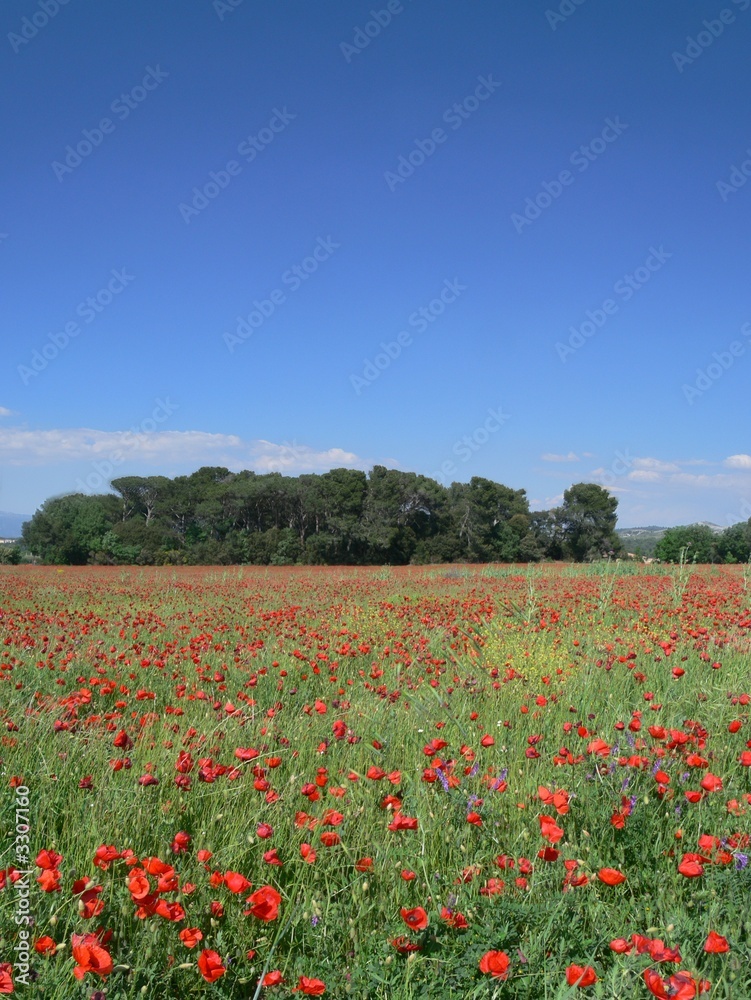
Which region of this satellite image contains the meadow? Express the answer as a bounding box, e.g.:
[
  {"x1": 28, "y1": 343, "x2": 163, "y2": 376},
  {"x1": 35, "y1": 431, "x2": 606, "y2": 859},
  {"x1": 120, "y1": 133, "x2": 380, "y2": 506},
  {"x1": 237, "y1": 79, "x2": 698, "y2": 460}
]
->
[{"x1": 0, "y1": 562, "x2": 749, "y2": 998}]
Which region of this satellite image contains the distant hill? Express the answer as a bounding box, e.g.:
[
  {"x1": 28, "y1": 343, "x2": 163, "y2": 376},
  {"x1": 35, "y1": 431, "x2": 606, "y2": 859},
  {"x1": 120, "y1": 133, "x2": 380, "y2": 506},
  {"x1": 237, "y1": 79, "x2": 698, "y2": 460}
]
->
[
  {"x1": 616, "y1": 525, "x2": 667, "y2": 557},
  {"x1": 0, "y1": 511, "x2": 31, "y2": 539},
  {"x1": 617, "y1": 522, "x2": 726, "y2": 557}
]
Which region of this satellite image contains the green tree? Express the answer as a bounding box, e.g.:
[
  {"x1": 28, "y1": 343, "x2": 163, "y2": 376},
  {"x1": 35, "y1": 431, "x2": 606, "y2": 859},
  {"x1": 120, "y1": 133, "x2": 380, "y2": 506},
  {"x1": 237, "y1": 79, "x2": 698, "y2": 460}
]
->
[
  {"x1": 655, "y1": 524, "x2": 719, "y2": 563},
  {"x1": 556, "y1": 483, "x2": 620, "y2": 561},
  {"x1": 22, "y1": 494, "x2": 118, "y2": 564}
]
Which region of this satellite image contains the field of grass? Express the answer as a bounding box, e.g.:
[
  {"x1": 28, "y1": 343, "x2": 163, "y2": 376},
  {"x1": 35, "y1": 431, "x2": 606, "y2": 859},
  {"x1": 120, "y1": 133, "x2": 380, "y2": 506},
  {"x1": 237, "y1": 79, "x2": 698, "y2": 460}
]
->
[{"x1": 0, "y1": 563, "x2": 750, "y2": 998}]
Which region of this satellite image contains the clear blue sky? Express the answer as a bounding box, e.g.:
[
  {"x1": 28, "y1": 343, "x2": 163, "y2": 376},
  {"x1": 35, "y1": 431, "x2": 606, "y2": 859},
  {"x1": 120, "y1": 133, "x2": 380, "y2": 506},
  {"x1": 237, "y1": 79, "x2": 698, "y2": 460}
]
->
[{"x1": 2, "y1": 0, "x2": 750, "y2": 528}]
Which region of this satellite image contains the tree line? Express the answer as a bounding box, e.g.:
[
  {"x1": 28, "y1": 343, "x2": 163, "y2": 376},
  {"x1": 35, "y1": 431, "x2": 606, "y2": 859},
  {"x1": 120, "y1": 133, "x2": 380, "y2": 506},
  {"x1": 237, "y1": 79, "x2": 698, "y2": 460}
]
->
[
  {"x1": 654, "y1": 522, "x2": 751, "y2": 565},
  {"x1": 20, "y1": 467, "x2": 625, "y2": 566}
]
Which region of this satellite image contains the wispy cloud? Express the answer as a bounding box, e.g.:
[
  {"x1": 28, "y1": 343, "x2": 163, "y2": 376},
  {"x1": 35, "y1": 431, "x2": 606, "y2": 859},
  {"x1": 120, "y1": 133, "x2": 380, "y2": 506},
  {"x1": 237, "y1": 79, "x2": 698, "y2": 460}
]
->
[
  {"x1": 0, "y1": 425, "x2": 365, "y2": 474},
  {"x1": 541, "y1": 451, "x2": 580, "y2": 462},
  {"x1": 0, "y1": 406, "x2": 15, "y2": 417}
]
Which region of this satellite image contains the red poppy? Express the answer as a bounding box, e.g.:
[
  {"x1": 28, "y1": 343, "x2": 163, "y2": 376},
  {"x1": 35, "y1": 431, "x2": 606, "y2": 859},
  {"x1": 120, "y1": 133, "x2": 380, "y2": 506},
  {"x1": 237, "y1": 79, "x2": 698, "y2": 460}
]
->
[
  {"x1": 388, "y1": 814, "x2": 418, "y2": 831},
  {"x1": 36, "y1": 849, "x2": 63, "y2": 870},
  {"x1": 566, "y1": 964, "x2": 597, "y2": 987},
  {"x1": 224, "y1": 871, "x2": 251, "y2": 894},
  {"x1": 179, "y1": 927, "x2": 203, "y2": 948},
  {"x1": 71, "y1": 932, "x2": 114, "y2": 980},
  {"x1": 704, "y1": 930, "x2": 729, "y2": 953},
  {"x1": 678, "y1": 854, "x2": 704, "y2": 877},
  {"x1": 34, "y1": 935, "x2": 57, "y2": 956},
  {"x1": 643, "y1": 969, "x2": 669, "y2": 998},
  {"x1": 539, "y1": 814, "x2": 564, "y2": 844},
  {"x1": 197, "y1": 949, "x2": 226, "y2": 983},
  {"x1": 294, "y1": 975, "x2": 326, "y2": 994},
  {"x1": 597, "y1": 867, "x2": 626, "y2": 885},
  {"x1": 0, "y1": 964, "x2": 12, "y2": 995},
  {"x1": 609, "y1": 938, "x2": 632, "y2": 954},
  {"x1": 400, "y1": 906, "x2": 428, "y2": 931},
  {"x1": 244, "y1": 885, "x2": 282, "y2": 921},
  {"x1": 440, "y1": 907, "x2": 468, "y2": 929},
  {"x1": 263, "y1": 970, "x2": 283, "y2": 986},
  {"x1": 700, "y1": 773, "x2": 723, "y2": 793},
  {"x1": 391, "y1": 936, "x2": 422, "y2": 953},
  {"x1": 478, "y1": 950, "x2": 510, "y2": 979}
]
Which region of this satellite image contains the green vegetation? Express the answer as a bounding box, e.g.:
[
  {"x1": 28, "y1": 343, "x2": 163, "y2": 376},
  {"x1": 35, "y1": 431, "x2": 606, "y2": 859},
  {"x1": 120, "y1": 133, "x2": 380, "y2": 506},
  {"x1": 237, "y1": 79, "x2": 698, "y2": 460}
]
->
[{"x1": 21, "y1": 468, "x2": 624, "y2": 566}]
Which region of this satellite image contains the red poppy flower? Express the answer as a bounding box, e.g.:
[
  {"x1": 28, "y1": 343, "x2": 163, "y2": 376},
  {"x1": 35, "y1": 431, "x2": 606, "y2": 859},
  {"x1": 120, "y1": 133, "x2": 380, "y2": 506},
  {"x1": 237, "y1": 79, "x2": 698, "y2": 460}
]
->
[
  {"x1": 704, "y1": 930, "x2": 729, "y2": 953},
  {"x1": 34, "y1": 935, "x2": 57, "y2": 956},
  {"x1": 478, "y1": 950, "x2": 510, "y2": 979},
  {"x1": 71, "y1": 933, "x2": 114, "y2": 980},
  {"x1": 388, "y1": 814, "x2": 418, "y2": 831},
  {"x1": 643, "y1": 968, "x2": 669, "y2": 998},
  {"x1": 179, "y1": 927, "x2": 203, "y2": 948},
  {"x1": 263, "y1": 970, "x2": 283, "y2": 986},
  {"x1": 0, "y1": 964, "x2": 12, "y2": 995},
  {"x1": 224, "y1": 871, "x2": 251, "y2": 894},
  {"x1": 244, "y1": 885, "x2": 282, "y2": 921},
  {"x1": 294, "y1": 975, "x2": 326, "y2": 995},
  {"x1": 355, "y1": 857, "x2": 373, "y2": 872},
  {"x1": 391, "y1": 936, "x2": 422, "y2": 953},
  {"x1": 609, "y1": 938, "x2": 633, "y2": 954},
  {"x1": 539, "y1": 814, "x2": 564, "y2": 844},
  {"x1": 597, "y1": 867, "x2": 626, "y2": 886},
  {"x1": 678, "y1": 854, "x2": 704, "y2": 877},
  {"x1": 197, "y1": 949, "x2": 226, "y2": 983},
  {"x1": 400, "y1": 906, "x2": 428, "y2": 931},
  {"x1": 35, "y1": 849, "x2": 63, "y2": 870},
  {"x1": 700, "y1": 773, "x2": 723, "y2": 793},
  {"x1": 566, "y1": 964, "x2": 597, "y2": 987}
]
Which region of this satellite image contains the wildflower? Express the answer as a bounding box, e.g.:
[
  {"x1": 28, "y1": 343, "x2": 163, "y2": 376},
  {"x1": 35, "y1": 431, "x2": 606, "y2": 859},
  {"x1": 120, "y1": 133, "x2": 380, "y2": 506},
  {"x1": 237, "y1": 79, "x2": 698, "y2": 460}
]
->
[
  {"x1": 478, "y1": 950, "x2": 510, "y2": 979},
  {"x1": 244, "y1": 885, "x2": 282, "y2": 921},
  {"x1": 400, "y1": 906, "x2": 428, "y2": 931},
  {"x1": 197, "y1": 949, "x2": 226, "y2": 983},
  {"x1": 566, "y1": 964, "x2": 598, "y2": 987},
  {"x1": 71, "y1": 933, "x2": 114, "y2": 980}
]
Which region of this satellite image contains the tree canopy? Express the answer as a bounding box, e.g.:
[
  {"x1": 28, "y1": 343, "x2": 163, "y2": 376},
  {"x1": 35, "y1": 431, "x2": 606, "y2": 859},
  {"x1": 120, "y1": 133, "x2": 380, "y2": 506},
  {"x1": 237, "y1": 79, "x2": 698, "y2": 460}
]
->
[{"x1": 17, "y1": 468, "x2": 646, "y2": 566}]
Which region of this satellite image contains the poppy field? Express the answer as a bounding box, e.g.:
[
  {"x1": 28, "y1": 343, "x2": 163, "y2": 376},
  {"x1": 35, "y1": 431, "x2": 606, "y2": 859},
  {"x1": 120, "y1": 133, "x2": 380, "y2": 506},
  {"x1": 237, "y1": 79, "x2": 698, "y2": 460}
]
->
[{"x1": 0, "y1": 563, "x2": 750, "y2": 998}]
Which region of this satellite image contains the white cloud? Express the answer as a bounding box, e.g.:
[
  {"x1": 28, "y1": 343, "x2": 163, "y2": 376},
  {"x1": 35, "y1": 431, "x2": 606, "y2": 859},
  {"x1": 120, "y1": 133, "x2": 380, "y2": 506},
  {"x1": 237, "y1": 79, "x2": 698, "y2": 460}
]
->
[
  {"x1": 0, "y1": 406, "x2": 14, "y2": 417},
  {"x1": 724, "y1": 454, "x2": 751, "y2": 470},
  {"x1": 541, "y1": 451, "x2": 579, "y2": 462},
  {"x1": 628, "y1": 470, "x2": 660, "y2": 482},
  {"x1": 632, "y1": 457, "x2": 680, "y2": 473},
  {"x1": 0, "y1": 425, "x2": 365, "y2": 474}
]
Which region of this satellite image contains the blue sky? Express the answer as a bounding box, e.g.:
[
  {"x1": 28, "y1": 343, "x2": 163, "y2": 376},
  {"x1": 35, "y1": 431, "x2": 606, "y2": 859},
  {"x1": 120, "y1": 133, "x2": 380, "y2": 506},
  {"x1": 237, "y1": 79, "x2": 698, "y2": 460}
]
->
[{"x1": 2, "y1": 0, "x2": 750, "y2": 528}]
